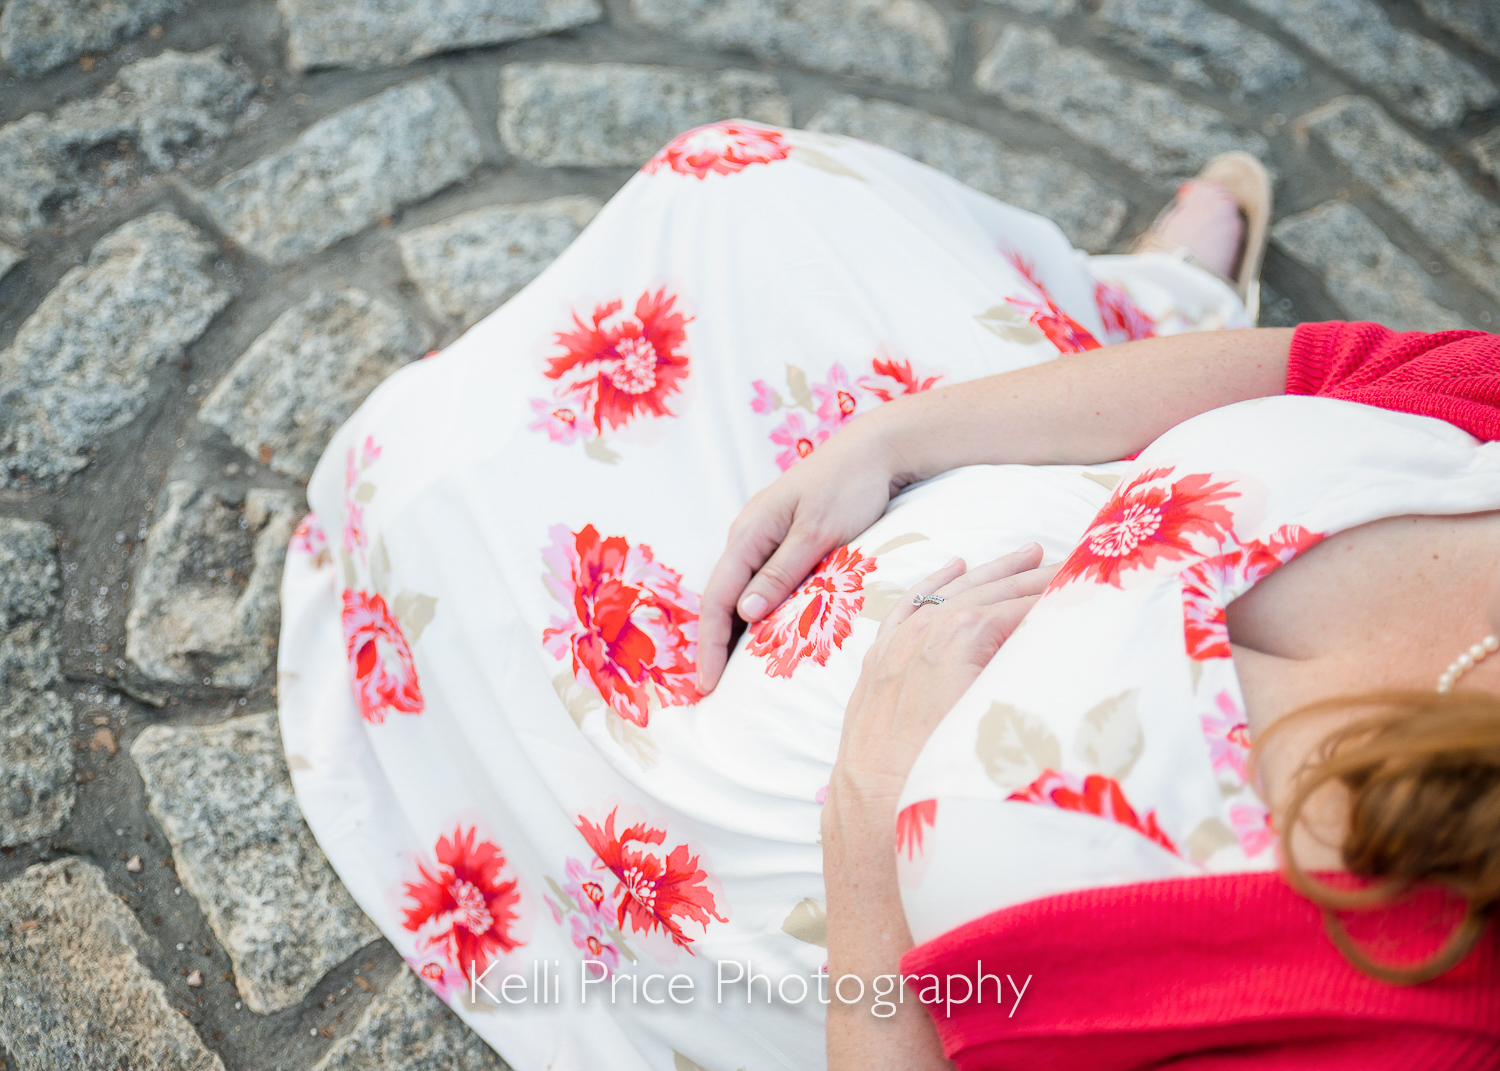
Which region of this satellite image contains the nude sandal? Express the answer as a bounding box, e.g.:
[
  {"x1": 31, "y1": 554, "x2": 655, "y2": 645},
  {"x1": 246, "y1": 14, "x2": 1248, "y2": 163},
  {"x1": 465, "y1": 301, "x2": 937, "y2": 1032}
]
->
[{"x1": 1130, "y1": 151, "x2": 1272, "y2": 323}]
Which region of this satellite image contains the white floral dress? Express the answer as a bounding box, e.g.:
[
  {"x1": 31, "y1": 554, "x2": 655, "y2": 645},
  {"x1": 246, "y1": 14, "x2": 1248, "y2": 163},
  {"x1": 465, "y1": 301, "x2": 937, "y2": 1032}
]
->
[{"x1": 278, "y1": 121, "x2": 1252, "y2": 1071}]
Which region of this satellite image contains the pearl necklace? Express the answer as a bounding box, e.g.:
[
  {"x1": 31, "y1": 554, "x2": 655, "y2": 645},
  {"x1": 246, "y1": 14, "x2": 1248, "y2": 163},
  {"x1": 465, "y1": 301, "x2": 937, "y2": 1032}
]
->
[{"x1": 1437, "y1": 634, "x2": 1500, "y2": 693}]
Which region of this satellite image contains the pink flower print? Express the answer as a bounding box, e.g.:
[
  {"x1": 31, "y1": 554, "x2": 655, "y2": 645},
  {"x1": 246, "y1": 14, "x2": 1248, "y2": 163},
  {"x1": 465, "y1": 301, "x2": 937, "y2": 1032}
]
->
[
  {"x1": 769, "y1": 411, "x2": 829, "y2": 472},
  {"x1": 563, "y1": 856, "x2": 612, "y2": 928},
  {"x1": 342, "y1": 589, "x2": 424, "y2": 723},
  {"x1": 1230, "y1": 803, "x2": 1275, "y2": 857},
  {"x1": 407, "y1": 957, "x2": 466, "y2": 1003},
  {"x1": 569, "y1": 913, "x2": 622, "y2": 975},
  {"x1": 342, "y1": 437, "x2": 382, "y2": 559},
  {"x1": 750, "y1": 379, "x2": 780, "y2": 414},
  {"x1": 1200, "y1": 690, "x2": 1252, "y2": 783},
  {"x1": 643, "y1": 121, "x2": 793, "y2": 179},
  {"x1": 1094, "y1": 280, "x2": 1156, "y2": 344},
  {"x1": 747, "y1": 545, "x2": 876, "y2": 678},
  {"x1": 812, "y1": 363, "x2": 861, "y2": 430},
  {"x1": 291, "y1": 513, "x2": 331, "y2": 568},
  {"x1": 528, "y1": 390, "x2": 592, "y2": 445},
  {"x1": 857, "y1": 355, "x2": 942, "y2": 401},
  {"x1": 895, "y1": 799, "x2": 937, "y2": 861}
]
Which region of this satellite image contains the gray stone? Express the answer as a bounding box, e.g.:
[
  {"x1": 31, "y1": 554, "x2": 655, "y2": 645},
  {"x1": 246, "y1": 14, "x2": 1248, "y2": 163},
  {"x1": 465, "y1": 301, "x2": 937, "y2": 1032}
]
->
[
  {"x1": 1242, "y1": 0, "x2": 1496, "y2": 129},
  {"x1": 807, "y1": 95, "x2": 1126, "y2": 252},
  {"x1": 1301, "y1": 96, "x2": 1500, "y2": 306},
  {"x1": 0, "y1": 241, "x2": 23, "y2": 283},
  {"x1": 1417, "y1": 0, "x2": 1500, "y2": 60},
  {"x1": 201, "y1": 78, "x2": 482, "y2": 266},
  {"x1": 200, "y1": 289, "x2": 432, "y2": 478},
  {"x1": 311, "y1": 967, "x2": 506, "y2": 1071},
  {"x1": 125, "y1": 482, "x2": 300, "y2": 690},
  {"x1": 0, "y1": 858, "x2": 225, "y2": 1070},
  {"x1": 1255, "y1": 283, "x2": 1300, "y2": 328},
  {"x1": 1095, "y1": 0, "x2": 1303, "y2": 98},
  {"x1": 982, "y1": 0, "x2": 1075, "y2": 13},
  {"x1": 629, "y1": 0, "x2": 951, "y2": 89},
  {"x1": 1272, "y1": 201, "x2": 1469, "y2": 333},
  {"x1": 974, "y1": 26, "x2": 1268, "y2": 184},
  {"x1": 0, "y1": 212, "x2": 235, "y2": 487},
  {"x1": 398, "y1": 197, "x2": 601, "y2": 325},
  {"x1": 1472, "y1": 126, "x2": 1500, "y2": 184},
  {"x1": 131, "y1": 713, "x2": 382, "y2": 1015},
  {"x1": 500, "y1": 62, "x2": 792, "y2": 168},
  {"x1": 0, "y1": 519, "x2": 71, "y2": 849},
  {"x1": 0, "y1": 518, "x2": 58, "y2": 630},
  {"x1": 0, "y1": 0, "x2": 181, "y2": 75},
  {"x1": 0, "y1": 48, "x2": 253, "y2": 238},
  {"x1": 279, "y1": 0, "x2": 602, "y2": 71}
]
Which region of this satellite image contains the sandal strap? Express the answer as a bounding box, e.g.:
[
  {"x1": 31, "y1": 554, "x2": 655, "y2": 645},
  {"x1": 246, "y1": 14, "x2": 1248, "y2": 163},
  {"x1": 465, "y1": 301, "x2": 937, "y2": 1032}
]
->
[{"x1": 1129, "y1": 231, "x2": 1237, "y2": 289}]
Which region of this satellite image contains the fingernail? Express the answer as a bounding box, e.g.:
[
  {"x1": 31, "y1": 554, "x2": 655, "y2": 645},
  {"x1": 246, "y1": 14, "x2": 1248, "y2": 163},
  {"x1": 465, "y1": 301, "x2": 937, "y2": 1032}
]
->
[
  {"x1": 739, "y1": 593, "x2": 768, "y2": 620},
  {"x1": 942, "y1": 556, "x2": 960, "y2": 569}
]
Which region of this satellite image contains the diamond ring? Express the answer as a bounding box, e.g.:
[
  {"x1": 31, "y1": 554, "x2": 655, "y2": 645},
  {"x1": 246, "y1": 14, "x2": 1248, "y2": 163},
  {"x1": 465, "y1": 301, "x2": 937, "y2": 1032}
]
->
[{"x1": 911, "y1": 594, "x2": 946, "y2": 608}]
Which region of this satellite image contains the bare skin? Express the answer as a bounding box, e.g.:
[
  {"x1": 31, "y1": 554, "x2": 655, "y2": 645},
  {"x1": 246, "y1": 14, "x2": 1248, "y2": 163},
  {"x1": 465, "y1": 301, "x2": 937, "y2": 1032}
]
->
[{"x1": 691, "y1": 326, "x2": 1498, "y2": 1068}]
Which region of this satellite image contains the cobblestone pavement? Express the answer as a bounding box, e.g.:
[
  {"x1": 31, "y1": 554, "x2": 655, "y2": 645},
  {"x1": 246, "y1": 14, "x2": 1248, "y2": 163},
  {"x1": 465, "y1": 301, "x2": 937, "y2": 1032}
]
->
[{"x1": 1, "y1": 0, "x2": 1497, "y2": 1067}]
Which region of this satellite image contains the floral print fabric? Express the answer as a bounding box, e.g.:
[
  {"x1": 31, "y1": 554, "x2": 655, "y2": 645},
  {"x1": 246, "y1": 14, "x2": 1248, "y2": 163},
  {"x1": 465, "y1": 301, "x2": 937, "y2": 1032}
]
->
[{"x1": 276, "y1": 120, "x2": 1272, "y2": 1071}]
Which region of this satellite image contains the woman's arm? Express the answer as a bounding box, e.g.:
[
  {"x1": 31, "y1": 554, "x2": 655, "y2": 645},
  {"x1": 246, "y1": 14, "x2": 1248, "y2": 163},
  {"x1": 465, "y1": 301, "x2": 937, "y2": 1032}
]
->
[
  {"x1": 697, "y1": 328, "x2": 1294, "y2": 692},
  {"x1": 823, "y1": 549, "x2": 1058, "y2": 1069}
]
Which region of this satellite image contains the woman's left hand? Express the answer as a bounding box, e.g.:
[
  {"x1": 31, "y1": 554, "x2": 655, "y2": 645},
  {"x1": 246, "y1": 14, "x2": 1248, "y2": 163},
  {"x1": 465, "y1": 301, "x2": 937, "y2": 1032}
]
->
[{"x1": 830, "y1": 543, "x2": 1059, "y2": 812}]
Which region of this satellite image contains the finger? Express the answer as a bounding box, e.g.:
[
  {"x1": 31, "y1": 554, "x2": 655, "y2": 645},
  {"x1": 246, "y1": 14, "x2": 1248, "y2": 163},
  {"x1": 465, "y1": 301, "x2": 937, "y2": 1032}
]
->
[
  {"x1": 699, "y1": 512, "x2": 790, "y2": 693},
  {"x1": 879, "y1": 556, "x2": 966, "y2": 639},
  {"x1": 736, "y1": 521, "x2": 839, "y2": 624},
  {"x1": 942, "y1": 560, "x2": 1060, "y2": 609},
  {"x1": 929, "y1": 543, "x2": 1043, "y2": 602}
]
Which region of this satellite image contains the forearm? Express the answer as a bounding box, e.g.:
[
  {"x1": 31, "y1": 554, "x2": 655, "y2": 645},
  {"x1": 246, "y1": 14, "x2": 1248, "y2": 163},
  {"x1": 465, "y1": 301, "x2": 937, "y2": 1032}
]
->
[
  {"x1": 823, "y1": 780, "x2": 950, "y2": 1071},
  {"x1": 870, "y1": 328, "x2": 1294, "y2": 487}
]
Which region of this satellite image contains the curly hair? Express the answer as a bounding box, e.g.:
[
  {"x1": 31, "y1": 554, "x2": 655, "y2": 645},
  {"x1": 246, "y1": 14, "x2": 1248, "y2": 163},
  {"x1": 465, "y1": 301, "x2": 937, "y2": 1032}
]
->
[{"x1": 1257, "y1": 688, "x2": 1500, "y2": 984}]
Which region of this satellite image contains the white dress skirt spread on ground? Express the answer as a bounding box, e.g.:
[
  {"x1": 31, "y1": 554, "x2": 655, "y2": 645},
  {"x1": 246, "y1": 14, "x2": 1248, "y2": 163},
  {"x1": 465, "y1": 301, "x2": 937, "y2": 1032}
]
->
[{"x1": 275, "y1": 122, "x2": 1500, "y2": 1071}]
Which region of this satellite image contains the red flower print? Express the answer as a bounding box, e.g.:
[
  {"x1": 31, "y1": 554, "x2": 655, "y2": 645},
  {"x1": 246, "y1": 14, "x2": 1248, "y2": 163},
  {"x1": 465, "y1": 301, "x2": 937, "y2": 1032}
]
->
[
  {"x1": 1181, "y1": 525, "x2": 1324, "y2": 660},
  {"x1": 1008, "y1": 769, "x2": 1177, "y2": 855},
  {"x1": 857, "y1": 356, "x2": 943, "y2": 401},
  {"x1": 542, "y1": 525, "x2": 701, "y2": 727},
  {"x1": 1001, "y1": 250, "x2": 1101, "y2": 354},
  {"x1": 543, "y1": 289, "x2": 692, "y2": 436},
  {"x1": 747, "y1": 544, "x2": 877, "y2": 678},
  {"x1": 769, "y1": 411, "x2": 828, "y2": 471},
  {"x1": 1051, "y1": 467, "x2": 1240, "y2": 591},
  {"x1": 402, "y1": 826, "x2": 523, "y2": 978},
  {"x1": 896, "y1": 800, "x2": 937, "y2": 861},
  {"x1": 1094, "y1": 280, "x2": 1156, "y2": 344},
  {"x1": 341, "y1": 589, "x2": 423, "y2": 723},
  {"x1": 407, "y1": 956, "x2": 465, "y2": 1002},
  {"x1": 812, "y1": 363, "x2": 862, "y2": 430},
  {"x1": 576, "y1": 808, "x2": 728, "y2": 953},
  {"x1": 643, "y1": 121, "x2": 793, "y2": 179}
]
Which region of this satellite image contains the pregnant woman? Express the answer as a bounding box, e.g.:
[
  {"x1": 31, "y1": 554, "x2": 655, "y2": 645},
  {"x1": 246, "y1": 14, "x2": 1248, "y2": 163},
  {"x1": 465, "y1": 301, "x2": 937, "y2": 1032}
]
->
[{"x1": 276, "y1": 121, "x2": 1500, "y2": 1070}]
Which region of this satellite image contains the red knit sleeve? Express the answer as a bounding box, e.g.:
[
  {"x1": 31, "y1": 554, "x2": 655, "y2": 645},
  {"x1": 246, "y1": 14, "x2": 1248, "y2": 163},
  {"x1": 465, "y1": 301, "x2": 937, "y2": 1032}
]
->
[{"x1": 1286, "y1": 321, "x2": 1500, "y2": 441}]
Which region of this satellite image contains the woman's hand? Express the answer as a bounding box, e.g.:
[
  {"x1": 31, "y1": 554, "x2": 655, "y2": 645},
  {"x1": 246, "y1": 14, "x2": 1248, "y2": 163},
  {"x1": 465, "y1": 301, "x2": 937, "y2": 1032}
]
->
[
  {"x1": 821, "y1": 545, "x2": 1056, "y2": 1071},
  {"x1": 697, "y1": 413, "x2": 903, "y2": 693},
  {"x1": 830, "y1": 544, "x2": 1058, "y2": 809}
]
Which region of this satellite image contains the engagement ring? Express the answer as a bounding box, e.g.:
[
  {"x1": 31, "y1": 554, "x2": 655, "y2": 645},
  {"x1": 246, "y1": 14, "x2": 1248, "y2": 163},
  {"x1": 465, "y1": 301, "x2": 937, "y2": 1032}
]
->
[{"x1": 912, "y1": 594, "x2": 946, "y2": 607}]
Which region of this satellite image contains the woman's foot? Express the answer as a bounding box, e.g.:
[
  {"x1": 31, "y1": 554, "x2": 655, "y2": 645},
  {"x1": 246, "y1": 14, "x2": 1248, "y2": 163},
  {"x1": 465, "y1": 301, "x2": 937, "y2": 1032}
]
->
[{"x1": 1153, "y1": 180, "x2": 1245, "y2": 281}]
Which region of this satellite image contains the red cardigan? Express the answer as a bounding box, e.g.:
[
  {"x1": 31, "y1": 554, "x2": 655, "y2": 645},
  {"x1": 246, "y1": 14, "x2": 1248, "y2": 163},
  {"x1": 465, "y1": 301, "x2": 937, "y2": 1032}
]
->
[{"x1": 900, "y1": 323, "x2": 1500, "y2": 1068}]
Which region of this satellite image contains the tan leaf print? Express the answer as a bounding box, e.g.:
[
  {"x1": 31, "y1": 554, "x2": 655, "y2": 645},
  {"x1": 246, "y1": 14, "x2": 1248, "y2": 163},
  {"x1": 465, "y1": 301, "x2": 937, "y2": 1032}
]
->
[
  {"x1": 780, "y1": 897, "x2": 828, "y2": 947},
  {"x1": 391, "y1": 591, "x2": 437, "y2": 644},
  {"x1": 870, "y1": 532, "x2": 931, "y2": 555},
  {"x1": 1185, "y1": 816, "x2": 1239, "y2": 864},
  {"x1": 974, "y1": 304, "x2": 1046, "y2": 344},
  {"x1": 583, "y1": 437, "x2": 622, "y2": 465},
  {"x1": 1081, "y1": 471, "x2": 1122, "y2": 491},
  {"x1": 857, "y1": 580, "x2": 908, "y2": 621},
  {"x1": 1073, "y1": 690, "x2": 1144, "y2": 781},
  {"x1": 792, "y1": 146, "x2": 864, "y2": 180},
  {"x1": 552, "y1": 672, "x2": 601, "y2": 728},
  {"x1": 976, "y1": 701, "x2": 1061, "y2": 790},
  {"x1": 784, "y1": 364, "x2": 816, "y2": 413}
]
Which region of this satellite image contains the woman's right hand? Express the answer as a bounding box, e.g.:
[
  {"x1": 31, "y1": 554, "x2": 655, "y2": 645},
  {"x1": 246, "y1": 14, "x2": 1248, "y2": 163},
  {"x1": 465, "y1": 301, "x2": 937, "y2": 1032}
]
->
[{"x1": 696, "y1": 414, "x2": 904, "y2": 693}]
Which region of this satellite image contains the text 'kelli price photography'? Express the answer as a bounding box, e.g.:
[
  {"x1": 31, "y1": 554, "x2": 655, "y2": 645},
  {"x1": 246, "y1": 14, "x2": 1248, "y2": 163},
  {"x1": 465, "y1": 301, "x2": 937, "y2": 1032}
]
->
[{"x1": 464, "y1": 959, "x2": 1032, "y2": 1018}]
